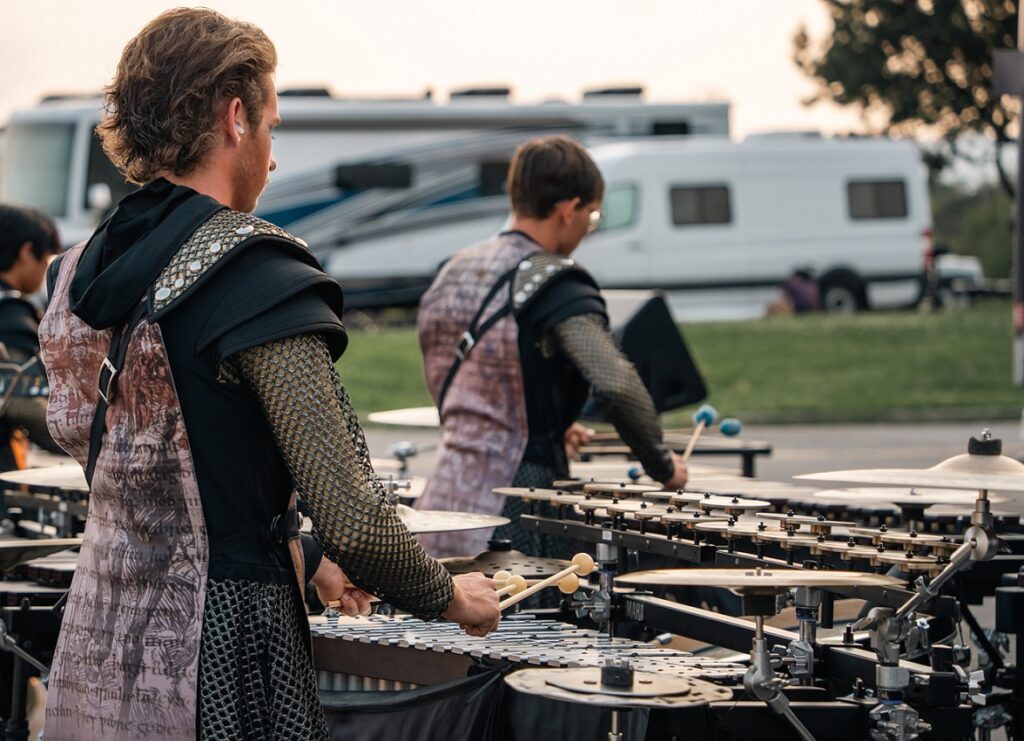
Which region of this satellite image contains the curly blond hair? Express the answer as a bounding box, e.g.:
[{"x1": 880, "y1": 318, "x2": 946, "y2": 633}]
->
[{"x1": 97, "y1": 8, "x2": 277, "y2": 184}]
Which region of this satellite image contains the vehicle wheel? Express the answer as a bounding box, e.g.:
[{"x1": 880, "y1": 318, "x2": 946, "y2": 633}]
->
[{"x1": 821, "y1": 279, "x2": 861, "y2": 314}]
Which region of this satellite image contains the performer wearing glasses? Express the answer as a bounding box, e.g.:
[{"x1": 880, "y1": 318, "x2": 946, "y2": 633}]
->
[{"x1": 416, "y1": 136, "x2": 688, "y2": 559}]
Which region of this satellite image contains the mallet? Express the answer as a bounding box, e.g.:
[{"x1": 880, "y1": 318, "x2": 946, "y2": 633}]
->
[
  {"x1": 499, "y1": 553, "x2": 595, "y2": 611},
  {"x1": 719, "y1": 417, "x2": 743, "y2": 437},
  {"x1": 681, "y1": 404, "x2": 718, "y2": 462}
]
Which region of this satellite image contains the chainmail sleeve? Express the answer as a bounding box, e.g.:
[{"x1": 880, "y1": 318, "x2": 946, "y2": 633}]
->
[
  {"x1": 4, "y1": 396, "x2": 63, "y2": 454},
  {"x1": 549, "y1": 313, "x2": 675, "y2": 483},
  {"x1": 232, "y1": 333, "x2": 455, "y2": 620}
]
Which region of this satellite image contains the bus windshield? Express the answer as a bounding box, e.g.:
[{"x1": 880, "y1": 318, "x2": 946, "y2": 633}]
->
[{"x1": 1, "y1": 122, "x2": 74, "y2": 218}]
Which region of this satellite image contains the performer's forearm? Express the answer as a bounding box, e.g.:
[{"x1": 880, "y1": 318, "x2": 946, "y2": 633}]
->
[
  {"x1": 233, "y1": 334, "x2": 454, "y2": 619},
  {"x1": 550, "y1": 314, "x2": 674, "y2": 483}
]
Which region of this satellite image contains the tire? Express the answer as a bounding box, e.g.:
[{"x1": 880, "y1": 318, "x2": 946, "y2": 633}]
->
[{"x1": 820, "y1": 277, "x2": 862, "y2": 314}]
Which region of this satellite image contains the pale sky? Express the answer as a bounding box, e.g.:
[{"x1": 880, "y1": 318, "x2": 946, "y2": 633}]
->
[{"x1": 0, "y1": 0, "x2": 865, "y2": 138}]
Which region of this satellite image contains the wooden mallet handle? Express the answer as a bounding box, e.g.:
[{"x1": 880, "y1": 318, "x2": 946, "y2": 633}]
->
[
  {"x1": 682, "y1": 404, "x2": 718, "y2": 462},
  {"x1": 499, "y1": 553, "x2": 594, "y2": 611}
]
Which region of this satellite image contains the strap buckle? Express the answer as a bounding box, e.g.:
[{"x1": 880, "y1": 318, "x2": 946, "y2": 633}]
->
[
  {"x1": 455, "y1": 331, "x2": 476, "y2": 360},
  {"x1": 97, "y1": 357, "x2": 118, "y2": 405},
  {"x1": 270, "y1": 508, "x2": 301, "y2": 544}
]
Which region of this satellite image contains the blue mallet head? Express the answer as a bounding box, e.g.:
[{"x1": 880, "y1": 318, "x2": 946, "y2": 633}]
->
[
  {"x1": 627, "y1": 466, "x2": 643, "y2": 482},
  {"x1": 719, "y1": 418, "x2": 743, "y2": 437},
  {"x1": 693, "y1": 404, "x2": 718, "y2": 427}
]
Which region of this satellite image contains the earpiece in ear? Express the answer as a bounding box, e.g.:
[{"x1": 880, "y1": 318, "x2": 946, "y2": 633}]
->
[{"x1": 234, "y1": 122, "x2": 245, "y2": 135}]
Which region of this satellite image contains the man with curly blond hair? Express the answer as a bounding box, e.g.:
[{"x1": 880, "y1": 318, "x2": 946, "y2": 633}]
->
[{"x1": 39, "y1": 8, "x2": 498, "y2": 740}]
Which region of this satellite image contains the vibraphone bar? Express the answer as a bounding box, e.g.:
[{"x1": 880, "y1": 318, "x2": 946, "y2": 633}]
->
[{"x1": 310, "y1": 614, "x2": 746, "y2": 692}]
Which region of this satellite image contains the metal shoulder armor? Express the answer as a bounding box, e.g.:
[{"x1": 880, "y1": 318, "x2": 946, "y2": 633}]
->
[
  {"x1": 510, "y1": 252, "x2": 596, "y2": 316},
  {"x1": 148, "y1": 209, "x2": 310, "y2": 319}
]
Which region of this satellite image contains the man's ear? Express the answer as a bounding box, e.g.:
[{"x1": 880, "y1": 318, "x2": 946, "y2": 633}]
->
[
  {"x1": 221, "y1": 97, "x2": 245, "y2": 142},
  {"x1": 18, "y1": 242, "x2": 34, "y2": 264},
  {"x1": 559, "y1": 198, "x2": 581, "y2": 225}
]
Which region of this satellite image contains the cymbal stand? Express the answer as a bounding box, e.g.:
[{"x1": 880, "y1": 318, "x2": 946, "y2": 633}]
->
[
  {"x1": 741, "y1": 591, "x2": 815, "y2": 741},
  {"x1": 0, "y1": 615, "x2": 50, "y2": 741},
  {"x1": 854, "y1": 488, "x2": 996, "y2": 740},
  {"x1": 378, "y1": 476, "x2": 411, "y2": 504},
  {"x1": 786, "y1": 586, "x2": 822, "y2": 687},
  {"x1": 570, "y1": 537, "x2": 617, "y2": 636}
]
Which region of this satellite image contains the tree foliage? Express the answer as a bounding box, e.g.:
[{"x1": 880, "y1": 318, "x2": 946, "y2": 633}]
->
[{"x1": 794, "y1": 0, "x2": 1019, "y2": 193}]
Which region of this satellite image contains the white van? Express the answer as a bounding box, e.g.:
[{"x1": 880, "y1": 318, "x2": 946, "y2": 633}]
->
[{"x1": 581, "y1": 135, "x2": 931, "y2": 320}]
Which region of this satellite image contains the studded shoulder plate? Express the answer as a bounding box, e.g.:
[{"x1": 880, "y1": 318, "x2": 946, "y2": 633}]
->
[
  {"x1": 149, "y1": 209, "x2": 307, "y2": 317},
  {"x1": 510, "y1": 251, "x2": 582, "y2": 313}
]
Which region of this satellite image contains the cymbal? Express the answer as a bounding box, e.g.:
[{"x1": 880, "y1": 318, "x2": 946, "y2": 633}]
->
[
  {"x1": 872, "y1": 551, "x2": 946, "y2": 570},
  {"x1": 440, "y1": 549, "x2": 570, "y2": 578},
  {"x1": 0, "y1": 537, "x2": 82, "y2": 572},
  {"x1": 492, "y1": 487, "x2": 587, "y2": 505},
  {"x1": 582, "y1": 482, "x2": 663, "y2": 496},
  {"x1": 756, "y1": 512, "x2": 855, "y2": 532},
  {"x1": 691, "y1": 520, "x2": 763, "y2": 536},
  {"x1": 695, "y1": 495, "x2": 770, "y2": 513},
  {"x1": 396, "y1": 505, "x2": 508, "y2": 534},
  {"x1": 370, "y1": 458, "x2": 404, "y2": 474},
  {"x1": 849, "y1": 526, "x2": 959, "y2": 550},
  {"x1": 505, "y1": 667, "x2": 733, "y2": 709},
  {"x1": 684, "y1": 478, "x2": 818, "y2": 500},
  {"x1": 616, "y1": 568, "x2": 904, "y2": 593},
  {"x1": 809, "y1": 540, "x2": 883, "y2": 560},
  {"x1": 0, "y1": 465, "x2": 87, "y2": 494},
  {"x1": 812, "y1": 487, "x2": 1008, "y2": 507},
  {"x1": 751, "y1": 530, "x2": 822, "y2": 549},
  {"x1": 365, "y1": 406, "x2": 440, "y2": 428},
  {"x1": 796, "y1": 451, "x2": 1024, "y2": 492},
  {"x1": 660, "y1": 511, "x2": 730, "y2": 528}
]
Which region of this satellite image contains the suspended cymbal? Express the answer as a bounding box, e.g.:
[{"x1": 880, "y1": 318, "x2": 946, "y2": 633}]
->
[
  {"x1": 796, "y1": 451, "x2": 1024, "y2": 492},
  {"x1": 809, "y1": 540, "x2": 883, "y2": 561},
  {"x1": 660, "y1": 510, "x2": 730, "y2": 528},
  {"x1": 582, "y1": 482, "x2": 663, "y2": 496},
  {"x1": 397, "y1": 504, "x2": 508, "y2": 534},
  {"x1": 493, "y1": 487, "x2": 587, "y2": 505},
  {"x1": 0, "y1": 465, "x2": 87, "y2": 495},
  {"x1": 756, "y1": 512, "x2": 856, "y2": 533},
  {"x1": 752, "y1": 530, "x2": 822, "y2": 549},
  {"x1": 616, "y1": 568, "x2": 904, "y2": 593},
  {"x1": 812, "y1": 487, "x2": 1008, "y2": 507},
  {"x1": 691, "y1": 520, "x2": 763, "y2": 536},
  {"x1": 440, "y1": 549, "x2": 569, "y2": 578},
  {"x1": 873, "y1": 552, "x2": 946, "y2": 574},
  {"x1": 695, "y1": 495, "x2": 771, "y2": 514},
  {"x1": 0, "y1": 537, "x2": 83, "y2": 572},
  {"x1": 365, "y1": 406, "x2": 440, "y2": 428},
  {"x1": 849, "y1": 526, "x2": 959, "y2": 550}
]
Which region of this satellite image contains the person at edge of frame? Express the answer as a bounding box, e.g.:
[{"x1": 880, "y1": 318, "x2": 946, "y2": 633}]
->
[
  {"x1": 0, "y1": 204, "x2": 65, "y2": 471},
  {"x1": 416, "y1": 135, "x2": 689, "y2": 561},
  {"x1": 36, "y1": 8, "x2": 499, "y2": 740}
]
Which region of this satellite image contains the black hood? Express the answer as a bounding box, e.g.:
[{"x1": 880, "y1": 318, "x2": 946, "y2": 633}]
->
[{"x1": 69, "y1": 179, "x2": 223, "y2": 330}]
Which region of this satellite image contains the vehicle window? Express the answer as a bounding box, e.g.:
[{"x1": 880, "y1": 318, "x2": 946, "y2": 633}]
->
[
  {"x1": 2, "y1": 123, "x2": 74, "y2": 218},
  {"x1": 85, "y1": 132, "x2": 137, "y2": 210},
  {"x1": 479, "y1": 161, "x2": 509, "y2": 197},
  {"x1": 670, "y1": 184, "x2": 731, "y2": 226},
  {"x1": 595, "y1": 183, "x2": 638, "y2": 232},
  {"x1": 847, "y1": 180, "x2": 907, "y2": 219}
]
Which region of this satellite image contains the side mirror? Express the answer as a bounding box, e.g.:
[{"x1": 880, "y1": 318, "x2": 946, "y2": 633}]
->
[{"x1": 86, "y1": 182, "x2": 113, "y2": 213}]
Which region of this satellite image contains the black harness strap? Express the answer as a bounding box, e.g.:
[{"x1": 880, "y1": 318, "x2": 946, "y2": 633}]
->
[
  {"x1": 436, "y1": 263, "x2": 522, "y2": 414},
  {"x1": 85, "y1": 302, "x2": 148, "y2": 486}
]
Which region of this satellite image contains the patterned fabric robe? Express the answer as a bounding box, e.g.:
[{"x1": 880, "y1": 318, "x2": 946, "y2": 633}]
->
[
  {"x1": 39, "y1": 244, "x2": 208, "y2": 740},
  {"x1": 415, "y1": 233, "x2": 536, "y2": 557}
]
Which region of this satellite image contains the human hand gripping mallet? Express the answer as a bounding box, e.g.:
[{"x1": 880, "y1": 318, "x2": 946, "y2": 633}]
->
[{"x1": 498, "y1": 553, "x2": 596, "y2": 611}]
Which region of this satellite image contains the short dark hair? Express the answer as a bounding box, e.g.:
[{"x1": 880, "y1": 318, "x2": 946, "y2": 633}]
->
[
  {"x1": 97, "y1": 8, "x2": 277, "y2": 183},
  {"x1": 507, "y1": 136, "x2": 604, "y2": 219},
  {"x1": 0, "y1": 204, "x2": 61, "y2": 271}
]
